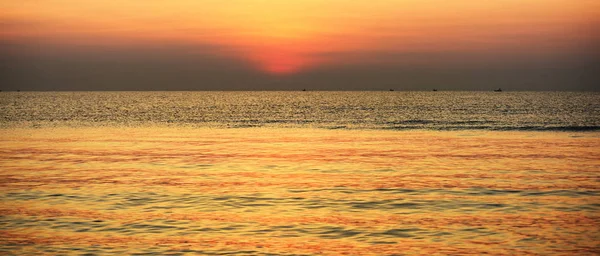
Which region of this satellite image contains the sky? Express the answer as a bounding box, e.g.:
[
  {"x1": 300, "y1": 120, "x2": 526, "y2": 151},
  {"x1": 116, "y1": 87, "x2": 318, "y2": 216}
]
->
[{"x1": 1, "y1": 0, "x2": 599, "y2": 91}]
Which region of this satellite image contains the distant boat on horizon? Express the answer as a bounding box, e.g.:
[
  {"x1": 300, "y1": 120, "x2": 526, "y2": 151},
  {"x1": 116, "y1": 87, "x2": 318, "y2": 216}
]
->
[
  {"x1": 432, "y1": 89, "x2": 438, "y2": 91},
  {"x1": 494, "y1": 88, "x2": 502, "y2": 92},
  {"x1": 389, "y1": 89, "x2": 394, "y2": 91}
]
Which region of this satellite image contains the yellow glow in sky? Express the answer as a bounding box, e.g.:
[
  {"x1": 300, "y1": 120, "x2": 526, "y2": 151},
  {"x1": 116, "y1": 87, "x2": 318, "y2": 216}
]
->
[{"x1": 2, "y1": 0, "x2": 598, "y2": 74}]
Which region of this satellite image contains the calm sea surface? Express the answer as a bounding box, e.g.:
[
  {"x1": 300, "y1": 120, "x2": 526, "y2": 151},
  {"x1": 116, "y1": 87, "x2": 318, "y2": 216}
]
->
[
  {"x1": 1, "y1": 92, "x2": 599, "y2": 255},
  {"x1": 1, "y1": 91, "x2": 599, "y2": 130}
]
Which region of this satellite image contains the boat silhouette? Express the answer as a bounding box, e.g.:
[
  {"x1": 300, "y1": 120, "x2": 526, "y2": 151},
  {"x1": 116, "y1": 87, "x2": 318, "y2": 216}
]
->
[{"x1": 494, "y1": 88, "x2": 502, "y2": 92}]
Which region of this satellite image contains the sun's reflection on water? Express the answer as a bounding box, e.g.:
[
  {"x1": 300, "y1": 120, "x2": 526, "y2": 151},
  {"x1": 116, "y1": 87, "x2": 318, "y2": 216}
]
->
[{"x1": 0, "y1": 127, "x2": 599, "y2": 255}]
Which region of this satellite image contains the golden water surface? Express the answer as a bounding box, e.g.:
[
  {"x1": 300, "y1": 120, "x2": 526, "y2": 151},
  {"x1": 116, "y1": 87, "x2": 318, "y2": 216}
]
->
[{"x1": 1, "y1": 127, "x2": 599, "y2": 255}]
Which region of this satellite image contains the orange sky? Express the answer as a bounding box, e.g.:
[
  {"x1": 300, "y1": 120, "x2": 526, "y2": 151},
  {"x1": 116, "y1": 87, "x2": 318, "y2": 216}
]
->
[{"x1": 2, "y1": 0, "x2": 599, "y2": 75}]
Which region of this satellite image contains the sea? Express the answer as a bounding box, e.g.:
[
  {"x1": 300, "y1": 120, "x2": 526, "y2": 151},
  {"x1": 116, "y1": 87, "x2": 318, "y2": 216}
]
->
[
  {"x1": 1, "y1": 91, "x2": 599, "y2": 130},
  {"x1": 0, "y1": 91, "x2": 599, "y2": 255}
]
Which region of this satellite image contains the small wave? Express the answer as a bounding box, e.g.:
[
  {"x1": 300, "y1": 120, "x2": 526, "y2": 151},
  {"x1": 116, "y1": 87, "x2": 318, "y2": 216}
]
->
[
  {"x1": 383, "y1": 125, "x2": 600, "y2": 132},
  {"x1": 482, "y1": 126, "x2": 600, "y2": 132},
  {"x1": 2, "y1": 119, "x2": 600, "y2": 132},
  {"x1": 385, "y1": 119, "x2": 434, "y2": 125}
]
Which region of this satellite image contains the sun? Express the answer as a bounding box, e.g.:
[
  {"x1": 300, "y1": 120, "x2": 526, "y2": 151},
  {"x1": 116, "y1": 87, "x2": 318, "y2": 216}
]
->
[{"x1": 251, "y1": 50, "x2": 310, "y2": 75}]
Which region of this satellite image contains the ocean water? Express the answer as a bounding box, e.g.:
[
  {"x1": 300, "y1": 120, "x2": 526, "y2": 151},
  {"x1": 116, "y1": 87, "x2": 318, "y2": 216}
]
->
[
  {"x1": 1, "y1": 92, "x2": 599, "y2": 255},
  {"x1": 1, "y1": 91, "x2": 599, "y2": 130}
]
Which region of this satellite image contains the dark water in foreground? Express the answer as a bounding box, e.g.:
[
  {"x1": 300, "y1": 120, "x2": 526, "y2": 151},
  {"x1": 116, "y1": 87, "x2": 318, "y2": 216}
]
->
[{"x1": 1, "y1": 91, "x2": 599, "y2": 130}]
